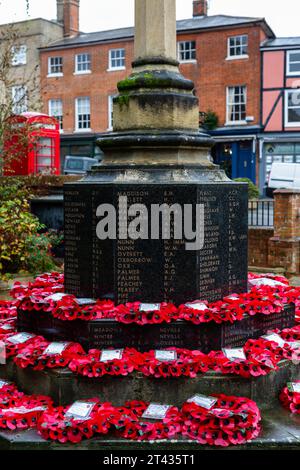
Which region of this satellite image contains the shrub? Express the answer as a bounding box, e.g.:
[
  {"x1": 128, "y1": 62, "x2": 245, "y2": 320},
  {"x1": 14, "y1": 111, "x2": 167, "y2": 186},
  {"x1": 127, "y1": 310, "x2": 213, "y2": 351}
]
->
[
  {"x1": 202, "y1": 110, "x2": 219, "y2": 130},
  {"x1": 233, "y1": 178, "x2": 259, "y2": 200},
  {"x1": 0, "y1": 180, "x2": 58, "y2": 279}
]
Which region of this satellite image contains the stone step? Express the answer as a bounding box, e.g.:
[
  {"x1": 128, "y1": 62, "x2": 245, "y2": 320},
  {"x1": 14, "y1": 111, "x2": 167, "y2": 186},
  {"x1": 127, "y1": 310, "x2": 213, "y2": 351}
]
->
[
  {"x1": 248, "y1": 266, "x2": 286, "y2": 274},
  {"x1": 0, "y1": 407, "x2": 299, "y2": 450},
  {"x1": 0, "y1": 359, "x2": 299, "y2": 410}
]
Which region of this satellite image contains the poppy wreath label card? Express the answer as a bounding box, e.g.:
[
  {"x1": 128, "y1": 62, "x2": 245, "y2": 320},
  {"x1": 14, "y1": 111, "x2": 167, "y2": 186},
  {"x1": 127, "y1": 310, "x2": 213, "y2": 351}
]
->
[
  {"x1": 0, "y1": 380, "x2": 12, "y2": 389},
  {"x1": 75, "y1": 298, "x2": 96, "y2": 306},
  {"x1": 7, "y1": 333, "x2": 36, "y2": 345},
  {"x1": 187, "y1": 394, "x2": 218, "y2": 409},
  {"x1": 141, "y1": 404, "x2": 172, "y2": 420},
  {"x1": 43, "y1": 342, "x2": 70, "y2": 355},
  {"x1": 3, "y1": 405, "x2": 47, "y2": 414},
  {"x1": 222, "y1": 348, "x2": 246, "y2": 361},
  {"x1": 139, "y1": 303, "x2": 161, "y2": 312},
  {"x1": 0, "y1": 324, "x2": 14, "y2": 332},
  {"x1": 65, "y1": 401, "x2": 96, "y2": 421},
  {"x1": 44, "y1": 293, "x2": 68, "y2": 302},
  {"x1": 100, "y1": 349, "x2": 123, "y2": 362},
  {"x1": 287, "y1": 382, "x2": 300, "y2": 393},
  {"x1": 286, "y1": 341, "x2": 300, "y2": 350},
  {"x1": 154, "y1": 350, "x2": 177, "y2": 362},
  {"x1": 249, "y1": 278, "x2": 286, "y2": 287},
  {"x1": 261, "y1": 333, "x2": 287, "y2": 347},
  {"x1": 184, "y1": 302, "x2": 208, "y2": 311}
]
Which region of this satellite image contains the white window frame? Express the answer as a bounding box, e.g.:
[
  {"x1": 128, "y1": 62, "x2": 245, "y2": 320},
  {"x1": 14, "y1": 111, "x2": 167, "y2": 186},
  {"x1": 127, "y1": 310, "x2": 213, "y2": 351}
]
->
[
  {"x1": 108, "y1": 48, "x2": 125, "y2": 71},
  {"x1": 75, "y1": 97, "x2": 91, "y2": 132},
  {"x1": 226, "y1": 86, "x2": 247, "y2": 125},
  {"x1": 11, "y1": 85, "x2": 28, "y2": 113},
  {"x1": 108, "y1": 94, "x2": 117, "y2": 130},
  {"x1": 285, "y1": 89, "x2": 300, "y2": 127},
  {"x1": 177, "y1": 40, "x2": 197, "y2": 63},
  {"x1": 74, "y1": 53, "x2": 91, "y2": 74},
  {"x1": 48, "y1": 99, "x2": 63, "y2": 131},
  {"x1": 48, "y1": 56, "x2": 63, "y2": 77},
  {"x1": 11, "y1": 45, "x2": 27, "y2": 66},
  {"x1": 286, "y1": 50, "x2": 300, "y2": 76},
  {"x1": 227, "y1": 35, "x2": 248, "y2": 60}
]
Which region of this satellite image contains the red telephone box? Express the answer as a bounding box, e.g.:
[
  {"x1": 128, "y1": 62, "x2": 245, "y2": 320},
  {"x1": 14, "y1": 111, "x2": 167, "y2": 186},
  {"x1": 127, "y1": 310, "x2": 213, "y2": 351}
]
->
[{"x1": 4, "y1": 112, "x2": 60, "y2": 175}]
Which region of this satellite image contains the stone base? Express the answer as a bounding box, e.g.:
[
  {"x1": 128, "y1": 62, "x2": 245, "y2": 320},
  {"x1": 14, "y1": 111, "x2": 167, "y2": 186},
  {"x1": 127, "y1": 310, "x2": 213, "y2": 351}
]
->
[
  {"x1": 0, "y1": 407, "x2": 300, "y2": 450},
  {"x1": 1, "y1": 359, "x2": 299, "y2": 410},
  {"x1": 17, "y1": 305, "x2": 295, "y2": 353}
]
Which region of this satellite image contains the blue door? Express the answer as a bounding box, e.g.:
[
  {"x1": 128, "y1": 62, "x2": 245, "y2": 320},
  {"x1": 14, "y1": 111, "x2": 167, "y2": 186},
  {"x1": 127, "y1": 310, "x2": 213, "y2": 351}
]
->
[
  {"x1": 235, "y1": 141, "x2": 256, "y2": 183},
  {"x1": 213, "y1": 141, "x2": 256, "y2": 183}
]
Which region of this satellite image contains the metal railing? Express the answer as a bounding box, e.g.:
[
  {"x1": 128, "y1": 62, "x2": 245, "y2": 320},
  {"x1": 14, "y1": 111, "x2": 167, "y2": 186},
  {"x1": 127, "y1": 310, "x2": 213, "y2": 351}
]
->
[{"x1": 248, "y1": 199, "x2": 274, "y2": 227}]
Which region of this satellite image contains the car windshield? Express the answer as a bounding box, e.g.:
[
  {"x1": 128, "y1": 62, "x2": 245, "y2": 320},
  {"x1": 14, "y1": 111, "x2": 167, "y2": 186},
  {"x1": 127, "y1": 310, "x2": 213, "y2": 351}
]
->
[{"x1": 66, "y1": 159, "x2": 84, "y2": 170}]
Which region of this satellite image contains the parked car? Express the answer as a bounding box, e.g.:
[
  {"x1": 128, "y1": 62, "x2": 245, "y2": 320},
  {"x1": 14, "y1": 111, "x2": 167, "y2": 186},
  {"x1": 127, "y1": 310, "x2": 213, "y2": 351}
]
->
[
  {"x1": 63, "y1": 155, "x2": 99, "y2": 175},
  {"x1": 267, "y1": 162, "x2": 300, "y2": 197}
]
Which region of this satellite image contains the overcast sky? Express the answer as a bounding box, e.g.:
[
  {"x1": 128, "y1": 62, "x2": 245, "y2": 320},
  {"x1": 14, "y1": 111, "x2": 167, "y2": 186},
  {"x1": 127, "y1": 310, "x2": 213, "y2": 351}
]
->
[{"x1": 0, "y1": 0, "x2": 299, "y2": 37}]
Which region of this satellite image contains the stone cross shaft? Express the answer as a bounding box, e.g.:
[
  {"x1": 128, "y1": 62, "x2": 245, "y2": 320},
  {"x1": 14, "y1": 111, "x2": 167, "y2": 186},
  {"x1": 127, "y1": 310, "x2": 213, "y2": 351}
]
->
[{"x1": 134, "y1": 0, "x2": 177, "y2": 63}]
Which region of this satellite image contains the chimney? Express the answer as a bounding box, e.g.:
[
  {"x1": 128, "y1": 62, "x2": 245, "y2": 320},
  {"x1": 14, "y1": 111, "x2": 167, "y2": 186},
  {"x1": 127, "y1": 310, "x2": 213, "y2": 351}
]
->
[
  {"x1": 58, "y1": 0, "x2": 80, "y2": 37},
  {"x1": 193, "y1": 0, "x2": 208, "y2": 17},
  {"x1": 56, "y1": 0, "x2": 64, "y2": 24}
]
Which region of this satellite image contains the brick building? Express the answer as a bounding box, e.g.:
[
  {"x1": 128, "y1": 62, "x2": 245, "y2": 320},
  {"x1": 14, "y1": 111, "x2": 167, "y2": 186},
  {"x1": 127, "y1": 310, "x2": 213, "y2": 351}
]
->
[{"x1": 40, "y1": 0, "x2": 274, "y2": 178}]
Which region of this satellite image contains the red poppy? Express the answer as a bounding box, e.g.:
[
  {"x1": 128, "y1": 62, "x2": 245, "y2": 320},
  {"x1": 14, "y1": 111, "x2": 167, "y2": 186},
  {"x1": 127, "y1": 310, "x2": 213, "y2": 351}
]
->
[{"x1": 280, "y1": 382, "x2": 300, "y2": 414}]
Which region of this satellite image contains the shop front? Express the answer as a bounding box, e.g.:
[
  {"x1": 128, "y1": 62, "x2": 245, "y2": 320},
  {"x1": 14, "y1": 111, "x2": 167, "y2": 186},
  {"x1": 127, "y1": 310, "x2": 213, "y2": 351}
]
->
[
  {"x1": 259, "y1": 134, "x2": 300, "y2": 195},
  {"x1": 211, "y1": 128, "x2": 258, "y2": 183}
]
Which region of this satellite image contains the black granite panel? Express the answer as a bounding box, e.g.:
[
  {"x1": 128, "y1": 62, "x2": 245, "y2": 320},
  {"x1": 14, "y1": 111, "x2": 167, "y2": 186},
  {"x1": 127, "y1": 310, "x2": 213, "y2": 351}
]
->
[{"x1": 64, "y1": 182, "x2": 248, "y2": 305}]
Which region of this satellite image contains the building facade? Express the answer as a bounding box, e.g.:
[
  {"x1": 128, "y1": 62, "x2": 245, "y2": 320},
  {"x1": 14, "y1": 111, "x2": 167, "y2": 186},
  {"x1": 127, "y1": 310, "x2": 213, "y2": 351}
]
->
[
  {"x1": 40, "y1": 1, "x2": 274, "y2": 176},
  {"x1": 0, "y1": 17, "x2": 64, "y2": 113},
  {"x1": 260, "y1": 37, "x2": 300, "y2": 194}
]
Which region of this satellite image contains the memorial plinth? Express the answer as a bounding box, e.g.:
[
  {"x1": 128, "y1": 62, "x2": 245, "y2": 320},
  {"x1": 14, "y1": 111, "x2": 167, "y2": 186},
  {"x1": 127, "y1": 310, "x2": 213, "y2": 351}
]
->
[
  {"x1": 64, "y1": 168, "x2": 248, "y2": 304},
  {"x1": 17, "y1": 304, "x2": 295, "y2": 353}
]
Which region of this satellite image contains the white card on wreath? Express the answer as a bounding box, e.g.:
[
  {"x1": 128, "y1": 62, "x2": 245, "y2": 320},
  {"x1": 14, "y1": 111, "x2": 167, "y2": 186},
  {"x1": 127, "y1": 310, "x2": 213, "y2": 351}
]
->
[
  {"x1": 7, "y1": 333, "x2": 36, "y2": 345},
  {"x1": 249, "y1": 278, "x2": 286, "y2": 287},
  {"x1": 139, "y1": 303, "x2": 160, "y2": 312},
  {"x1": 3, "y1": 406, "x2": 46, "y2": 414},
  {"x1": 187, "y1": 394, "x2": 218, "y2": 409},
  {"x1": 76, "y1": 298, "x2": 96, "y2": 306},
  {"x1": 0, "y1": 380, "x2": 11, "y2": 389},
  {"x1": 65, "y1": 401, "x2": 95, "y2": 420},
  {"x1": 262, "y1": 333, "x2": 286, "y2": 347},
  {"x1": 184, "y1": 302, "x2": 207, "y2": 311},
  {"x1": 224, "y1": 295, "x2": 240, "y2": 301},
  {"x1": 287, "y1": 382, "x2": 300, "y2": 393},
  {"x1": 141, "y1": 404, "x2": 171, "y2": 420},
  {"x1": 1, "y1": 324, "x2": 14, "y2": 331},
  {"x1": 222, "y1": 348, "x2": 246, "y2": 361},
  {"x1": 286, "y1": 341, "x2": 300, "y2": 350},
  {"x1": 100, "y1": 349, "x2": 123, "y2": 362},
  {"x1": 155, "y1": 350, "x2": 177, "y2": 362},
  {"x1": 44, "y1": 293, "x2": 67, "y2": 302},
  {"x1": 43, "y1": 342, "x2": 70, "y2": 355}
]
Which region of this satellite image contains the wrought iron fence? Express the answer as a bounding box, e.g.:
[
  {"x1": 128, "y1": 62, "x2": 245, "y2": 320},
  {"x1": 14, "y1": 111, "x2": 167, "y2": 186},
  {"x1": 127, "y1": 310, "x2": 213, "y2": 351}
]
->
[{"x1": 248, "y1": 199, "x2": 274, "y2": 227}]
